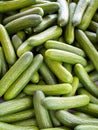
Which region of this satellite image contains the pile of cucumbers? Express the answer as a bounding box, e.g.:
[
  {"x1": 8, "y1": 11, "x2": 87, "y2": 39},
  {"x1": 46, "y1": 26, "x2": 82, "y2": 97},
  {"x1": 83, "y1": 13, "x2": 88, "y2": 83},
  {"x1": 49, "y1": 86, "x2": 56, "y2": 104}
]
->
[{"x1": 0, "y1": 0, "x2": 98, "y2": 129}]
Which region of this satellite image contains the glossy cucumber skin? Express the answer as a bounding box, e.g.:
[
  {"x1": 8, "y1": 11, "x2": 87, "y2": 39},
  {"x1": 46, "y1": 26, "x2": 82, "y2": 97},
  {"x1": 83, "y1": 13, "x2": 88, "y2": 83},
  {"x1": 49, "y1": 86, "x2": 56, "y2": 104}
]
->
[
  {"x1": 74, "y1": 125, "x2": 98, "y2": 130},
  {"x1": 33, "y1": 91, "x2": 53, "y2": 129},
  {"x1": 76, "y1": 29, "x2": 98, "y2": 70},
  {"x1": 0, "y1": 51, "x2": 33, "y2": 97},
  {"x1": 3, "y1": 7, "x2": 44, "y2": 24},
  {"x1": 42, "y1": 95, "x2": 90, "y2": 110},
  {"x1": 17, "y1": 26, "x2": 62, "y2": 57},
  {"x1": 5, "y1": 14, "x2": 42, "y2": 35},
  {"x1": 0, "y1": 0, "x2": 36, "y2": 13},
  {"x1": 74, "y1": 64, "x2": 98, "y2": 98},
  {"x1": 45, "y1": 49, "x2": 87, "y2": 66}
]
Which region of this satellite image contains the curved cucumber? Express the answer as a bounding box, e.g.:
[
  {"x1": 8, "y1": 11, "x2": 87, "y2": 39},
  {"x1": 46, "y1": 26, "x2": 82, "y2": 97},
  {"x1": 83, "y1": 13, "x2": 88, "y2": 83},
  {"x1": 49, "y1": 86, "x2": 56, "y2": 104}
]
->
[
  {"x1": 5, "y1": 14, "x2": 42, "y2": 35},
  {"x1": 42, "y1": 95, "x2": 90, "y2": 110}
]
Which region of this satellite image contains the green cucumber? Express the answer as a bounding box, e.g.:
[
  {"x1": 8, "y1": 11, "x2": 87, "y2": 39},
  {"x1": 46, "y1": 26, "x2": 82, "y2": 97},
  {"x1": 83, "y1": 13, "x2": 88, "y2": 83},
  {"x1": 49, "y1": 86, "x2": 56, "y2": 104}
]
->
[
  {"x1": 0, "y1": 0, "x2": 36, "y2": 13},
  {"x1": 41, "y1": 127, "x2": 71, "y2": 130},
  {"x1": 5, "y1": 14, "x2": 42, "y2": 35},
  {"x1": 45, "y1": 40, "x2": 86, "y2": 57},
  {"x1": 45, "y1": 49, "x2": 87, "y2": 66},
  {"x1": 88, "y1": 21, "x2": 98, "y2": 32},
  {"x1": 30, "y1": 72, "x2": 40, "y2": 83},
  {"x1": 0, "y1": 51, "x2": 33, "y2": 97},
  {"x1": 45, "y1": 58, "x2": 73, "y2": 83},
  {"x1": 74, "y1": 64, "x2": 98, "y2": 98},
  {"x1": 33, "y1": 90, "x2": 52, "y2": 129},
  {"x1": 39, "y1": 62, "x2": 57, "y2": 85},
  {"x1": 24, "y1": 83, "x2": 72, "y2": 95},
  {"x1": 0, "y1": 109, "x2": 35, "y2": 123},
  {"x1": 72, "y1": 0, "x2": 90, "y2": 26},
  {"x1": 17, "y1": 26, "x2": 62, "y2": 57},
  {"x1": 0, "y1": 121, "x2": 38, "y2": 130},
  {"x1": 84, "y1": 61, "x2": 94, "y2": 73},
  {"x1": 0, "y1": 24, "x2": 16, "y2": 65},
  {"x1": 74, "y1": 125, "x2": 98, "y2": 130},
  {"x1": 78, "y1": 0, "x2": 98, "y2": 30},
  {"x1": 64, "y1": 2, "x2": 76, "y2": 44},
  {"x1": 0, "y1": 97, "x2": 33, "y2": 116},
  {"x1": 42, "y1": 95, "x2": 90, "y2": 110},
  {"x1": 57, "y1": 0, "x2": 69, "y2": 26},
  {"x1": 63, "y1": 63, "x2": 72, "y2": 73},
  {"x1": 33, "y1": 14, "x2": 57, "y2": 33},
  {"x1": 3, "y1": 7, "x2": 44, "y2": 24},
  {"x1": 76, "y1": 29, "x2": 98, "y2": 70},
  {"x1": 55, "y1": 110, "x2": 98, "y2": 128},
  {"x1": 4, "y1": 54, "x2": 43, "y2": 100}
]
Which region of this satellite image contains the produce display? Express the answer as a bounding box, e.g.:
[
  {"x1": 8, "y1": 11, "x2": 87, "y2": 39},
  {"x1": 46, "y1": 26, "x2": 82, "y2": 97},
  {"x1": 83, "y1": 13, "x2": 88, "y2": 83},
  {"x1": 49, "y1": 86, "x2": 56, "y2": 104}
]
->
[{"x1": 0, "y1": 0, "x2": 98, "y2": 129}]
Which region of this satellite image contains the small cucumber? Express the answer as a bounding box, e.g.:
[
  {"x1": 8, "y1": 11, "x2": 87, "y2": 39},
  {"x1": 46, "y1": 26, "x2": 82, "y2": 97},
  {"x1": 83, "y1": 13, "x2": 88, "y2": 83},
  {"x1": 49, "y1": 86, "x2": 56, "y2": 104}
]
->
[
  {"x1": 57, "y1": 0, "x2": 69, "y2": 26},
  {"x1": 24, "y1": 83, "x2": 72, "y2": 95},
  {"x1": 74, "y1": 64, "x2": 98, "y2": 98},
  {"x1": 0, "y1": 97, "x2": 33, "y2": 116},
  {"x1": 42, "y1": 95, "x2": 90, "y2": 110},
  {"x1": 55, "y1": 110, "x2": 98, "y2": 128},
  {"x1": 30, "y1": 72, "x2": 40, "y2": 84},
  {"x1": 88, "y1": 21, "x2": 98, "y2": 32},
  {"x1": 33, "y1": 90, "x2": 52, "y2": 129},
  {"x1": 0, "y1": 51, "x2": 33, "y2": 97},
  {"x1": 76, "y1": 29, "x2": 98, "y2": 70},
  {"x1": 0, "y1": 0, "x2": 36, "y2": 13},
  {"x1": 5, "y1": 14, "x2": 42, "y2": 35},
  {"x1": 45, "y1": 49, "x2": 87, "y2": 66},
  {"x1": 74, "y1": 125, "x2": 98, "y2": 130}
]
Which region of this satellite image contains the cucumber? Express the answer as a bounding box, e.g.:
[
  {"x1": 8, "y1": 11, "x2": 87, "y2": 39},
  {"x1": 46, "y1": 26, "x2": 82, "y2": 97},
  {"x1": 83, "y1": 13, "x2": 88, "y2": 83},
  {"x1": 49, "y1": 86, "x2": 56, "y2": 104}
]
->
[
  {"x1": 4, "y1": 54, "x2": 43, "y2": 100},
  {"x1": 42, "y1": 95, "x2": 90, "y2": 110},
  {"x1": 0, "y1": 109, "x2": 35, "y2": 123},
  {"x1": 45, "y1": 40, "x2": 85, "y2": 57},
  {"x1": 57, "y1": 0, "x2": 69, "y2": 26},
  {"x1": 45, "y1": 58, "x2": 73, "y2": 83},
  {"x1": 0, "y1": 121, "x2": 38, "y2": 130},
  {"x1": 0, "y1": 51, "x2": 33, "y2": 97},
  {"x1": 0, "y1": 97, "x2": 33, "y2": 116},
  {"x1": 41, "y1": 127, "x2": 71, "y2": 130},
  {"x1": 33, "y1": 14, "x2": 57, "y2": 33},
  {"x1": 78, "y1": 88, "x2": 98, "y2": 104},
  {"x1": 5, "y1": 14, "x2": 42, "y2": 35},
  {"x1": 17, "y1": 31, "x2": 26, "y2": 41},
  {"x1": 74, "y1": 125, "x2": 98, "y2": 130},
  {"x1": 88, "y1": 21, "x2": 98, "y2": 32},
  {"x1": 64, "y1": 2, "x2": 76, "y2": 44},
  {"x1": 12, "y1": 34, "x2": 23, "y2": 51},
  {"x1": 78, "y1": 0, "x2": 98, "y2": 30},
  {"x1": 0, "y1": 24, "x2": 16, "y2": 65},
  {"x1": 21, "y1": 2, "x2": 59, "y2": 15},
  {"x1": 45, "y1": 49, "x2": 87, "y2": 66},
  {"x1": 24, "y1": 83, "x2": 72, "y2": 95},
  {"x1": 72, "y1": 0, "x2": 90, "y2": 26},
  {"x1": 0, "y1": 0, "x2": 36, "y2": 13},
  {"x1": 74, "y1": 64, "x2": 98, "y2": 98},
  {"x1": 17, "y1": 26, "x2": 62, "y2": 57},
  {"x1": 13, "y1": 118, "x2": 37, "y2": 126},
  {"x1": 3, "y1": 7, "x2": 44, "y2": 24},
  {"x1": 33, "y1": 90, "x2": 52, "y2": 129},
  {"x1": 75, "y1": 103, "x2": 98, "y2": 117},
  {"x1": 63, "y1": 63, "x2": 72, "y2": 73},
  {"x1": 84, "y1": 61, "x2": 94, "y2": 73},
  {"x1": 75, "y1": 29, "x2": 98, "y2": 70},
  {"x1": 66, "y1": 76, "x2": 79, "y2": 96},
  {"x1": 0, "y1": 47, "x2": 8, "y2": 76},
  {"x1": 30, "y1": 72, "x2": 40, "y2": 83},
  {"x1": 39, "y1": 62, "x2": 57, "y2": 85},
  {"x1": 55, "y1": 110, "x2": 98, "y2": 128}
]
